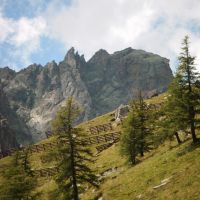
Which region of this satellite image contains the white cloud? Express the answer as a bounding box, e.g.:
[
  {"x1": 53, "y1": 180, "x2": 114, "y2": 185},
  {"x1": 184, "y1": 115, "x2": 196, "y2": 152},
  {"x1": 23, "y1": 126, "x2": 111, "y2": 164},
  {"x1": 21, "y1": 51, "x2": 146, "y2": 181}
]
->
[
  {"x1": 10, "y1": 17, "x2": 46, "y2": 47},
  {"x1": 43, "y1": 0, "x2": 200, "y2": 71},
  {"x1": 44, "y1": 0, "x2": 155, "y2": 58},
  {"x1": 0, "y1": 13, "x2": 13, "y2": 42},
  {"x1": 1, "y1": 0, "x2": 200, "y2": 71},
  {"x1": 0, "y1": 11, "x2": 46, "y2": 70}
]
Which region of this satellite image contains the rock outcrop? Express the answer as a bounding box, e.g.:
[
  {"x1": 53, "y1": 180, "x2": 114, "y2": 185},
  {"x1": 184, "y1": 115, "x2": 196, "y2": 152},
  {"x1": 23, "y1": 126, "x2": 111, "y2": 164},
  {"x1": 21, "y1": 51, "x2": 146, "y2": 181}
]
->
[
  {"x1": 81, "y1": 47, "x2": 172, "y2": 116},
  {"x1": 0, "y1": 47, "x2": 173, "y2": 144},
  {"x1": 0, "y1": 82, "x2": 24, "y2": 152}
]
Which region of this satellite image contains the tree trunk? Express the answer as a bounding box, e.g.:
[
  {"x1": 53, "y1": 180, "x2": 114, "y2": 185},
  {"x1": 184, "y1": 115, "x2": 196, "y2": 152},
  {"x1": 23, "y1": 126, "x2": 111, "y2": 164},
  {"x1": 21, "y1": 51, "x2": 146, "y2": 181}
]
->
[
  {"x1": 191, "y1": 118, "x2": 198, "y2": 143},
  {"x1": 70, "y1": 143, "x2": 78, "y2": 200},
  {"x1": 140, "y1": 148, "x2": 144, "y2": 157},
  {"x1": 131, "y1": 153, "x2": 136, "y2": 165},
  {"x1": 67, "y1": 99, "x2": 79, "y2": 200},
  {"x1": 131, "y1": 148, "x2": 136, "y2": 165},
  {"x1": 140, "y1": 130, "x2": 144, "y2": 157},
  {"x1": 185, "y1": 42, "x2": 198, "y2": 144},
  {"x1": 190, "y1": 106, "x2": 198, "y2": 143},
  {"x1": 174, "y1": 132, "x2": 182, "y2": 144},
  {"x1": 139, "y1": 91, "x2": 145, "y2": 157},
  {"x1": 140, "y1": 121, "x2": 145, "y2": 157},
  {"x1": 69, "y1": 131, "x2": 79, "y2": 200}
]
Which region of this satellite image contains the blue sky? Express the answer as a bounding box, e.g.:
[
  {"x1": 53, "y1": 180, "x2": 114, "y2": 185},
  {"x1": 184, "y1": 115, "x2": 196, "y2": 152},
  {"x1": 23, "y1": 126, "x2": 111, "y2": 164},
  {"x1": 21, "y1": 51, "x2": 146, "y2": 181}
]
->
[
  {"x1": 1, "y1": 0, "x2": 200, "y2": 71},
  {"x1": 0, "y1": 0, "x2": 71, "y2": 69}
]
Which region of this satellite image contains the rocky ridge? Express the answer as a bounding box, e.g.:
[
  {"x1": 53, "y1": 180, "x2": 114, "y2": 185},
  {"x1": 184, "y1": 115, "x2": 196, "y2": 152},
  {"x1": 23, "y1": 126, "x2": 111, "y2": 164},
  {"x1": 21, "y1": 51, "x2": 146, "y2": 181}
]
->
[{"x1": 0, "y1": 47, "x2": 173, "y2": 143}]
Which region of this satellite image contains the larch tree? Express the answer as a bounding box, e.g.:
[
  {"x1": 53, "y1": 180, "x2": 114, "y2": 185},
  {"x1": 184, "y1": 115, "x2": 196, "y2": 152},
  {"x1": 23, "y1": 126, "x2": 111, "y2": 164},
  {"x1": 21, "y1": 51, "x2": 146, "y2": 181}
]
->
[
  {"x1": 0, "y1": 149, "x2": 37, "y2": 200},
  {"x1": 121, "y1": 107, "x2": 140, "y2": 165},
  {"x1": 52, "y1": 97, "x2": 98, "y2": 200},
  {"x1": 121, "y1": 91, "x2": 153, "y2": 164},
  {"x1": 165, "y1": 36, "x2": 200, "y2": 144},
  {"x1": 156, "y1": 79, "x2": 187, "y2": 145}
]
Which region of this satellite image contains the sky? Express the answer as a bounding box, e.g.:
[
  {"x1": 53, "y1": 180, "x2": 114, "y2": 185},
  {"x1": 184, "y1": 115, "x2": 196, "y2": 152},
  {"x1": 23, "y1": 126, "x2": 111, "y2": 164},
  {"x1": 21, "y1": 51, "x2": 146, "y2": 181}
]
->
[{"x1": 1, "y1": 0, "x2": 200, "y2": 71}]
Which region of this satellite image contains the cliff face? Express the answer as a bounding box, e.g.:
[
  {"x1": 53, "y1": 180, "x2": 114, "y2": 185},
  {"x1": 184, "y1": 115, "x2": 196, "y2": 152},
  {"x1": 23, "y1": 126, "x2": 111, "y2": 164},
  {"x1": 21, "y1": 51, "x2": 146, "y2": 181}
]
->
[
  {"x1": 0, "y1": 47, "x2": 172, "y2": 143},
  {"x1": 0, "y1": 48, "x2": 92, "y2": 141},
  {"x1": 0, "y1": 82, "x2": 22, "y2": 152},
  {"x1": 81, "y1": 48, "x2": 172, "y2": 116}
]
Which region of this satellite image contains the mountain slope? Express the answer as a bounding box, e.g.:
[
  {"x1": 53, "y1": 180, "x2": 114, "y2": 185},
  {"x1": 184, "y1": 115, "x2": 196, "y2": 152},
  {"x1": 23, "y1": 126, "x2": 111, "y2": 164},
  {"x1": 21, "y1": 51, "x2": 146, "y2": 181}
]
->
[
  {"x1": 82, "y1": 137, "x2": 200, "y2": 200},
  {"x1": 0, "y1": 93, "x2": 199, "y2": 200}
]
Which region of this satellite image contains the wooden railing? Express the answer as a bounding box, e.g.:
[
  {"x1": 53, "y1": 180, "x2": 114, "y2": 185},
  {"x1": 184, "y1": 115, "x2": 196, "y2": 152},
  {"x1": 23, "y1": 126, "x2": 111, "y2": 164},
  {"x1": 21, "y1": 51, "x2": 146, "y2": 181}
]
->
[
  {"x1": 45, "y1": 123, "x2": 113, "y2": 139},
  {"x1": 81, "y1": 132, "x2": 121, "y2": 145},
  {"x1": 96, "y1": 138, "x2": 120, "y2": 153},
  {"x1": 33, "y1": 167, "x2": 59, "y2": 177},
  {"x1": 0, "y1": 131, "x2": 121, "y2": 160},
  {"x1": 0, "y1": 141, "x2": 60, "y2": 159},
  {"x1": 89, "y1": 123, "x2": 113, "y2": 135}
]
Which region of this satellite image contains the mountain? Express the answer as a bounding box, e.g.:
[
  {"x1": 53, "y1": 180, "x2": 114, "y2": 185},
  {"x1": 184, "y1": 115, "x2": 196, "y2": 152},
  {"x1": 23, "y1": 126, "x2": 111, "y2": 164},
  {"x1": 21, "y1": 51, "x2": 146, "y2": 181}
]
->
[
  {"x1": 80, "y1": 47, "x2": 172, "y2": 116},
  {"x1": 0, "y1": 47, "x2": 172, "y2": 143},
  {"x1": 0, "y1": 81, "x2": 28, "y2": 152}
]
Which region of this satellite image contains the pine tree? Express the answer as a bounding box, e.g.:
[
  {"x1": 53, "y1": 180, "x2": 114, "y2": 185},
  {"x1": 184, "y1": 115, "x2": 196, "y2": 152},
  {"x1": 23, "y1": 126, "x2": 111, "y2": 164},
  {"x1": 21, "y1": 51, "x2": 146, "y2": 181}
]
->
[
  {"x1": 121, "y1": 92, "x2": 153, "y2": 164},
  {"x1": 52, "y1": 97, "x2": 98, "y2": 200},
  {"x1": 134, "y1": 91, "x2": 152, "y2": 156},
  {"x1": 165, "y1": 36, "x2": 200, "y2": 144},
  {"x1": 167, "y1": 80, "x2": 185, "y2": 143},
  {"x1": 121, "y1": 109, "x2": 140, "y2": 165},
  {"x1": 0, "y1": 150, "x2": 37, "y2": 200},
  {"x1": 155, "y1": 78, "x2": 186, "y2": 145}
]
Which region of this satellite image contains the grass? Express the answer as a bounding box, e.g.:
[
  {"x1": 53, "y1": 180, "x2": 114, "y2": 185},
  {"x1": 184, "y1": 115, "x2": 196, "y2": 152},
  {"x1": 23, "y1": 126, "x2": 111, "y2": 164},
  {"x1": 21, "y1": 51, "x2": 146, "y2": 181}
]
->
[
  {"x1": 146, "y1": 92, "x2": 168, "y2": 104},
  {"x1": 78, "y1": 111, "x2": 115, "y2": 132},
  {"x1": 0, "y1": 107, "x2": 117, "y2": 200},
  {"x1": 1, "y1": 93, "x2": 200, "y2": 200},
  {"x1": 81, "y1": 138, "x2": 200, "y2": 200}
]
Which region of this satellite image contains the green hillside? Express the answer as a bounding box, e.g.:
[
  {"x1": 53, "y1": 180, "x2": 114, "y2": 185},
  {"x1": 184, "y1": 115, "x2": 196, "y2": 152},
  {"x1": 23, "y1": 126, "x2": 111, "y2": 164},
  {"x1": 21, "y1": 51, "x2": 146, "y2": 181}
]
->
[
  {"x1": 0, "y1": 93, "x2": 200, "y2": 200},
  {"x1": 82, "y1": 137, "x2": 200, "y2": 200}
]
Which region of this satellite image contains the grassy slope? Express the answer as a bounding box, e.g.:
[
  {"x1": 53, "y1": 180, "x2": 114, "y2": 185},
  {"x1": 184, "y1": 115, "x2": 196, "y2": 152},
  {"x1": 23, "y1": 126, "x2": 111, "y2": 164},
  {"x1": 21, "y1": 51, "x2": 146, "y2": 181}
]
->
[
  {"x1": 82, "y1": 139, "x2": 200, "y2": 200},
  {"x1": 1, "y1": 93, "x2": 200, "y2": 200}
]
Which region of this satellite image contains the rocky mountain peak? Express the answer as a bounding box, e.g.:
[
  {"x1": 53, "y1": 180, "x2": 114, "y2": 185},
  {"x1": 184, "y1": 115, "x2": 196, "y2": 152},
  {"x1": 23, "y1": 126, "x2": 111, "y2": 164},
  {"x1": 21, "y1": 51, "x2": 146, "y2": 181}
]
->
[
  {"x1": 92, "y1": 49, "x2": 109, "y2": 58},
  {"x1": 0, "y1": 47, "x2": 173, "y2": 145},
  {"x1": 64, "y1": 47, "x2": 76, "y2": 65},
  {"x1": 45, "y1": 60, "x2": 58, "y2": 69},
  {"x1": 63, "y1": 47, "x2": 87, "y2": 71},
  {"x1": 113, "y1": 47, "x2": 133, "y2": 56},
  {"x1": 22, "y1": 63, "x2": 42, "y2": 72},
  {"x1": 88, "y1": 49, "x2": 109, "y2": 66},
  {"x1": 0, "y1": 67, "x2": 16, "y2": 85},
  {"x1": 96, "y1": 49, "x2": 109, "y2": 56}
]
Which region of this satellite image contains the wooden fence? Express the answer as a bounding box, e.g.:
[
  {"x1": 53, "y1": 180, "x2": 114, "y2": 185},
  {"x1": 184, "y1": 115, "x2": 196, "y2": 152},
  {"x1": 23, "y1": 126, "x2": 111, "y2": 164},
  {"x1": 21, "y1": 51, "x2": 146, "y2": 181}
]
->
[
  {"x1": 89, "y1": 123, "x2": 113, "y2": 135},
  {"x1": 45, "y1": 123, "x2": 113, "y2": 138},
  {"x1": 0, "y1": 141, "x2": 60, "y2": 159},
  {"x1": 81, "y1": 131, "x2": 121, "y2": 145},
  {"x1": 33, "y1": 167, "x2": 59, "y2": 177},
  {"x1": 0, "y1": 131, "x2": 121, "y2": 160},
  {"x1": 26, "y1": 141, "x2": 60, "y2": 154},
  {"x1": 0, "y1": 148, "x2": 16, "y2": 158},
  {"x1": 96, "y1": 138, "x2": 119, "y2": 153}
]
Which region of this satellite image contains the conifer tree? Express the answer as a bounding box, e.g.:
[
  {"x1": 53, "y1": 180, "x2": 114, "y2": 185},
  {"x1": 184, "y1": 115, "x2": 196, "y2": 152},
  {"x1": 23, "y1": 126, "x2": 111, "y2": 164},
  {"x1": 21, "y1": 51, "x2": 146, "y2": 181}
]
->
[
  {"x1": 155, "y1": 79, "x2": 186, "y2": 145},
  {"x1": 121, "y1": 91, "x2": 153, "y2": 164},
  {"x1": 52, "y1": 97, "x2": 98, "y2": 200},
  {"x1": 134, "y1": 91, "x2": 152, "y2": 156},
  {"x1": 0, "y1": 150, "x2": 37, "y2": 200},
  {"x1": 165, "y1": 36, "x2": 200, "y2": 144},
  {"x1": 121, "y1": 109, "x2": 140, "y2": 165}
]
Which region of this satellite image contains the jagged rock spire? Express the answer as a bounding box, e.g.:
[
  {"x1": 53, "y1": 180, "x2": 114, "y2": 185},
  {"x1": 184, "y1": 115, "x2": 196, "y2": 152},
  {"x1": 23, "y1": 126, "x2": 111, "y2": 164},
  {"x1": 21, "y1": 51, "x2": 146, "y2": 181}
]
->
[{"x1": 64, "y1": 47, "x2": 75, "y2": 62}]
